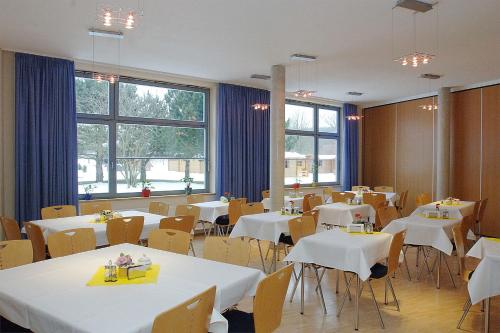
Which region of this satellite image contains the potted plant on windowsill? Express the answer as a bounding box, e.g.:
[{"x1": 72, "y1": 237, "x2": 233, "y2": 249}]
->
[
  {"x1": 181, "y1": 176, "x2": 194, "y2": 195},
  {"x1": 83, "y1": 184, "x2": 96, "y2": 200},
  {"x1": 141, "y1": 181, "x2": 153, "y2": 197}
]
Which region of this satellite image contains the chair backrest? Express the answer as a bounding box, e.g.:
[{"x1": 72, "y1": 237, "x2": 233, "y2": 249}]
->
[
  {"x1": 203, "y1": 237, "x2": 251, "y2": 267},
  {"x1": 148, "y1": 229, "x2": 191, "y2": 255},
  {"x1": 415, "y1": 193, "x2": 432, "y2": 207},
  {"x1": 0, "y1": 217, "x2": 21, "y2": 240},
  {"x1": 149, "y1": 202, "x2": 170, "y2": 216},
  {"x1": 80, "y1": 201, "x2": 112, "y2": 215},
  {"x1": 175, "y1": 205, "x2": 201, "y2": 222},
  {"x1": 0, "y1": 240, "x2": 33, "y2": 269},
  {"x1": 47, "y1": 228, "x2": 96, "y2": 258},
  {"x1": 159, "y1": 216, "x2": 195, "y2": 233},
  {"x1": 253, "y1": 264, "x2": 294, "y2": 333},
  {"x1": 41, "y1": 205, "x2": 77, "y2": 220},
  {"x1": 302, "y1": 194, "x2": 315, "y2": 212},
  {"x1": 377, "y1": 206, "x2": 399, "y2": 228},
  {"x1": 307, "y1": 196, "x2": 323, "y2": 210},
  {"x1": 397, "y1": 190, "x2": 409, "y2": 210},
  {"x1": 374, "y1": 186, "x2": 394, "y2": 193},
  {"x1": 106, "y1": 216, "x2": 144, "y2": 246},
  {"x1": 478, "y1": 198, "x2": 488, "y2": 222},
  {"x1": 302, "y1": 209, "x2": 320, "y2": 227},
  {"x1": 241, "y1": 202, "x2": 265, "y2": 216},
  {"x1": 352, "y1": 186, "x2": 370, "y2": 192},
  {"x1": 331, "y1": 191, "x2": 355, "y2": 203},
  {"x1": 186, "y1": 194, "x2": 205, "y2": 204},
  {"x1": 288, "y1": 216, "x2": 316, "y2": 244},
  {"x1": 152, "y1": 286, "x2": 216, "y2": 333},
  {"x1": 229, "y1": 199, "x2": 245, "y2": 226},
  {"x1": 24, "y1": 222, "x2": 46, "y2": 262},
  {"x1": 452, "y1": 218, "x2": 470, "y2": 276},
  {"x1": 387, "y1": 230, "x2": 406, "y2": 275},
  {"x1": 262, "y1": 190, "x2": 270, "y2": 199},
  {"x1": 362, "y1": 193, "x2": 387, "y2": 210}
]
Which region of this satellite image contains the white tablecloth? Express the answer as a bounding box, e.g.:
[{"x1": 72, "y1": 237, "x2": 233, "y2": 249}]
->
[
  {"x1": 261, "y1": 196, "x2": 304, "y2": 210},
  {"x1": 467, "y1": 237, "x2": 500, "y2": 304},
  {"x1": 0, "y1": 244, "x2": 265, "y2": 333},
  {"x1": 382, "y1": 214, "x2": 461, "y2": 255},
  {"x1": 316, "y1": 203, "x2": 375, "y2": 227},
  {"x1": 191, "y1": 201, "x2": 229, "y2": 223},
  {"x1": 412, "y1": 201, "x2": 475, "y2": 219},
  {"x1": 346, "y1": 191, "x2": 397, "y2": 206},
  {"x1": 229, "y1": 211, "x2": 294, "y2": 244},
  {"x1": 284, "y1": 229, "x2": 392, "y2": 281},
  {"x1": 26, "y1": 210, "x2": 164, "y2": 247}
]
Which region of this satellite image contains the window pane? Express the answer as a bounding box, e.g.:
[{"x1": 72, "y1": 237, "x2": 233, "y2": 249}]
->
[
  {"x1": 75, "y1": 77, "x2": 109, "y2": 115},
  {"x1": 116, "y1": 123, "x2": 205, "y2": 193},
  {"x1": 318, "y1": 138, "x2": 338, "y2": 183},
  {"x1": 285, "y1": 104, "x2": 314, "y2": 131},
  {"x1": 77, "y1": 123, "x2": 109, "y2": 193},
  {"x1": 285, "y1": 135, "x2": 314, "y2": 185},
  {"x1": 119, "y1": 82, "x2": 205, "y2": 121},
  {"x1": 318, "y1": 108, "x2": 339, "y2": 133}
]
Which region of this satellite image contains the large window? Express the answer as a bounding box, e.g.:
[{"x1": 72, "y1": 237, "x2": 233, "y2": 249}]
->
[
  {"x1": 285, "y1": 101, "x2": 340, "y2": 185},
  {"x1": 76, "y1": 74, "x2": 209, "y2": 197}
]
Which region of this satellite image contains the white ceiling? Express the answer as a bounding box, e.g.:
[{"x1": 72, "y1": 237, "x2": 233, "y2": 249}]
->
[{"x1": 1, "y1": 0, "x2": 499, "y2": 105}]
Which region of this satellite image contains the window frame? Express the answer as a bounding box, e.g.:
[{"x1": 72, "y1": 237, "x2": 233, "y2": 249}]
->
[
  {"x1": 285, "y1": 99, "x2": 341, "y2": 187},
  {"x1": 76, "y1": 71, "x2": 210, "y2": 198}
]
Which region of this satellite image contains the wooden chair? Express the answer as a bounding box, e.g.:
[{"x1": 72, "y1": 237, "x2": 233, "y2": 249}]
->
[
  {"x1": 203, "y1": 237, "x2": 251, "y2": 266},
  {"x1": 149, "y1": 202, "x2": 170, "y2": 216},
  {"x1": 302, "y1": 194, "x2": 315, "y2": 212},
  {"x1": 0, "y1": 217, "x2": 21, "y2": 240},
  {"x1": 47, "y1": 228, "x2": 96, "y2": 258},
  {"x1": 395, "y1": 190, "x2": 408, "y2": 217},
  {"x1": 307, "y1": 195, "x2": 323, "y2": 210},
  {"x1": 323, "y1": 187, "x2": 333, "y2": 202},
  {"x1": 303, "y1": 209, "x2": 320, "y2": 227},
  {"x1": 241, "y1": 202, "x2": 264, "y2": 216},
  {"x1": 175, "y1": 205, "x2": 201, "y2": 222},
  {"x1": 148, "y1": 229, "x2": 191, "y2": 255},
  {"x1": 160, "y1": 215, "x2": 196, "y2": 255},
  {"x1": 374, "y1": 186, "x2": 394, "y2": 193},
  {"x1": 152, "y1": 286, "x2": 216, "y2": 333},
  {"x1": 377, "y1": 206, "x2": 399, "y2": 228},
  {"x1": 363, "y1": 193, "x2": 387, "y2": 210},
  {"x1": 476, "y1": 198, "x2": 488, "y2": 234},
  {"x1": 106, "y1": 216, "x2": 144, "y2": 246},
  {"x1": 186, "y1": 194, "x2": 205, "y2": 204},
  {"x1": 80, "y1": 201, "x2": 112, "y2": 215},
  {"x1": 0, "y1": 240, "x2": 33, "y2": 269},
  {"x1": 331, "y1": 191, "x2": 355, "y2": 203},
  {"x1": 41, "y1": 205, "x2": 77, "y2": 219},
  {"x1": 261, "y1": 190, "x2": 270, "y2": 199},
  {"x1": 352, "y1": 186, "x2": 370, "y2": 192},
  {"x1": 214, "y1": 199, "x2": 245, "y2": 235},
  {"x1": 415, "y1": 193, "x2": 432, "y2": 207},
  {"x1": 24, "y1": 222, "x2": 46, "y2": 262},
  {"x1": 223, "y1": 265, "x2": 294, "y2": 333}
]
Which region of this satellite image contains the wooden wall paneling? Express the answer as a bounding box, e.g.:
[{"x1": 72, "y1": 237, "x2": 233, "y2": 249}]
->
[
  {"x1": 450, "y1": 89, "x2": 481, "y2": 201},
  {"x1": 362, "y1": 104, "x2": 396, "y2": 190},
  {"x1": 481, "y1": 85, "x2": 500, "y2": 237},
  {"x1": 396, "y1": 97, "x2": 434, "y2": 216}
]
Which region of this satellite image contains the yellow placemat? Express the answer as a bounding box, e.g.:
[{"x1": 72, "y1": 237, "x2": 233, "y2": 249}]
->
[
  {"x1": 417, "y1": 213, "x2": 457, "y2": 221},
  {"x1": 486, "y1": 237, "x2": 500, "y2": 243},
  {"x1": 87, "y1": 265, "x2": 160, "y2": 287},
  {"x1": 433, "y1": 201, "x2": 464, "y2": 207},
  {"x1": 339, "y1": 227, "x2": 382, "y2": 235}
]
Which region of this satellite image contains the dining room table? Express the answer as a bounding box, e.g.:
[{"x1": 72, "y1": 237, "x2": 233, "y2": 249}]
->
[
  {"x1": 316, "y1": 202, "x2": 375, "y2": 227},
  {"x1": 284, "y1": 228, "x2": 393, "y2": 330},
  {"x1": 189, "y1": 200, "x2": 229, "y2": 223},
  {"x1": 25, "y1": 210, "x2": 164, "y2": 247},
  {"x1": 346, "y1": 191, "x2": 398, "y2": 206},
  {"x1": 261, "y1": 196, "x2": 304, "y2": 210},
  {"x1": 0, "y1": 243, "x2": 265, "y2": 333},
  {"x1": 466, "y1": 237, "x2": 500, "y2": 332}
]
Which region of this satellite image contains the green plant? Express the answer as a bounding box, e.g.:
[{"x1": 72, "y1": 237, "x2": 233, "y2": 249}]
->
[{"x1": 141, "y1": 181, "x2": 153, "y2": 190}]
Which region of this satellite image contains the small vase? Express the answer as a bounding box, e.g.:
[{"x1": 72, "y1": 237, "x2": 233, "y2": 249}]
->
[
  {"x1": 185, "y1": 186, "x2": 192, "y2": 195},
  {"x1": 141, "y1": 189, "x2": 151, "y2": 197},
  {"x1": 83, "y1": 193, "x2": 92, "y2": 200}
]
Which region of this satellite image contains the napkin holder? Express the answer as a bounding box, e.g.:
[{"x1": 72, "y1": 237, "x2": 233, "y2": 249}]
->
[
  {"x1": 347, "y1": 224, "x2": 364, "y2": 233},
  {"x1": 127, "y1": 265, "x2": 147, "y2": 280},
  {"x1": 425, "y1": 211, "x2": 439, "y2": 218}
]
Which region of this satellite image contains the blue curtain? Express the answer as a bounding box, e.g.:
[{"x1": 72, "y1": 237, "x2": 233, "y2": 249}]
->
[
  {"x1": 342, "y1": 103, "x2": 359, "y2": 191},
  {"x1": 216, "y1": 83, "x2": 270, "y2": 202},
  {"x1": 15, "y1": 53, "x2": 78, "y2": 223}
]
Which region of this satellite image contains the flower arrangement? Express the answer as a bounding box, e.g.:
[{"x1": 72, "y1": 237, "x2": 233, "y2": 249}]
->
[
  {"x1": 220, "y1": 191, "x2": 231, "y2": 203},
  {"x1": 115, "y1": 253, "x2": 133, "y2": 267},
  {"x1": 141, "y1": 181, "x2": 153, "y2": 197},
  {"x1": 354, "y1": 213, "x2": 363, "y2": 223},
  {"x1": 83, "y1": 184, "x2": 96, "y2": 200},
  {"x1": 291, "y1": 182, "x2": 300, "y2": 198},
  {"x1": 181, "y1": 176, "x2": 194, "y2": 195}
]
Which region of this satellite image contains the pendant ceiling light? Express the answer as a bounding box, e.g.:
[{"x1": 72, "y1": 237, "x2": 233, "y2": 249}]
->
[
  {"x1": 90, "y1": 29, "x2": 122, "y2": 83},
  {"x1": 96, "y1": 1, "x2": 143, "y2": 30},
  {"x1": 251, "y1": 103, "x2": 269, "y2": 111},
  {"x1": 289, "y1": 54, "x2": 317, "y2": 98},
  {"x1": 418, "y1": 74, "x2": 441, "y2": 111}
]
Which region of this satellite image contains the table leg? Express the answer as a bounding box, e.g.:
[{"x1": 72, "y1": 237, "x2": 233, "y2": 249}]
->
[
  {"x1": 354, "y1": 275, "x2": 360, "y2": 330},
  {"x1": 257, "y1": 240, "x2": 266, "y2": 273},
  {"x1": 485, "y1": 297, "x2": 490, "y2": 333},
  {"x1": 437, "y1": 251, "x2": 441, "y2": 289},
  {"x1": 301, "y1": 262, "x2": 305, "y2": 315}
]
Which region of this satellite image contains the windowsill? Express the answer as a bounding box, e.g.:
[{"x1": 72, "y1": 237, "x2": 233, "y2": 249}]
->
[{"x1": 79, "y1": 192, "x2": 216, "y2": 202}]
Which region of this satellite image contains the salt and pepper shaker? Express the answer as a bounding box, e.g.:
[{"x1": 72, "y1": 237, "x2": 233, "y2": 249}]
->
[{"x1": 104, "y1": 259, "x2": 117, "y2": 282}]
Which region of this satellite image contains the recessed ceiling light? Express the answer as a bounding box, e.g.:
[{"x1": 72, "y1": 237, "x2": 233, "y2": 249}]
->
[
  {"x1": 394, "y1": 0, "x2": 434, "y2": 13},
  {"x1": 250, "y1": 74, "x2": 271, "y2": 80},
  {"x1": 290, "y1": 54, "x2": 317, "y2": 62},
  {"x1": 420, "y1": 73, "x2": 442, "y2": 79},
  {"x1": 347, "y1": 91, "x2": 363, "y2": 96}
]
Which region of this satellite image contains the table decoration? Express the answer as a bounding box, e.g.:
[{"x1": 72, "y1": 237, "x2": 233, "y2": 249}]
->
[
  {"x1": 486, "y1": 237, "x2": 500, "y2": 243},
  {"x1": 93, "y1": 210, "x2": 122, "y2": 223},
  {"x1": 87, "y1": 264, "x2": 160, "y2": 287},
  {"x1": 290, "y1": 182, "x2": 300, "y2": 198},
  {"x1": 116, "y1": 252, "x2": 134, "y2": 278}
]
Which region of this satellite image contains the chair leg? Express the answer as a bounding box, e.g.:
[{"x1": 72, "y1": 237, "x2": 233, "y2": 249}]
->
[
  {"x1": 457, "y1": 298, "x2": 472, "y2": 329},
  {"x1": 344, "y1": 272, "x2": 352, "y2": 301},
  {"x1": 387, "y1": 277, "x2": 400, "y2": 311},
  {"x1": 443, "y1": 254, "x2": 457, "y2": 288},
  {"x1": 336, "y1": 269, "x2": 340, "y2": 294},
  {"x1": 315, "y1": 268, "x2": 327, "y2": 292},
  {"x1": 289, "y1": 266, "x2": 303, "y2": 302},
  {"x1": 256, "y1": 240, "x2": 266, "y2": 273},
  {"x1": 402, "y1": 249, "x2": 412, "y2": 281},
  {"x1": 313, "y1": 266, "x2": 327, "y2": 314},
  {"x1": 384, "y1": 278, "x2": 388, "y2": 305},
  {"x1": 367, "y1": 280, "x2": 385, "y2": 329},
  {"x1": 189, "y1": 240, "x2": 196, "y2": 257},
  {"x1": 337, "y1": 273, "x2": 354, "y2": 317}
]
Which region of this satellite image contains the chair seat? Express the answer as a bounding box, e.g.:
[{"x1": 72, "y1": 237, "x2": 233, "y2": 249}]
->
[
  {"x1": 223, "y1": 309, "x2": 255, "y2": 333},
  {"x1": 215, "y1": 215, "x2": 229, "y2": 226},
  {"x1": 0, "y1": 317, "x2": 30, "y2": 332},
  {"x1": 278, "y1": 233, "x2": 294, "y2": 246},
  {"x1": 370, "y1": 262, "x2": 388, "y2": 279}
]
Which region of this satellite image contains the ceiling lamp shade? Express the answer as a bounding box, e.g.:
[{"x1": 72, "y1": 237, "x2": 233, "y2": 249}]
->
[
  {"x1": 394, "y1": 52, "x2": 434, "y2": 67},
  {"x1": 292, "y1": 90, "x2": 315, "y2": 98},
  {"x1": 251, "y1": 103, "x2": 270, "y2": 111},
  {"x1": 346, "y1": 115, "x2": 363, "y2": 121},
  {"x1": 97, "y1": 6, "x2": 140, "y2": 29}
]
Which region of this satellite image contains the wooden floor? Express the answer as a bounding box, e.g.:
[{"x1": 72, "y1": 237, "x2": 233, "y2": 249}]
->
[{"x1": 193, "y1": 235, "x2": 499, "y2": 333}]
